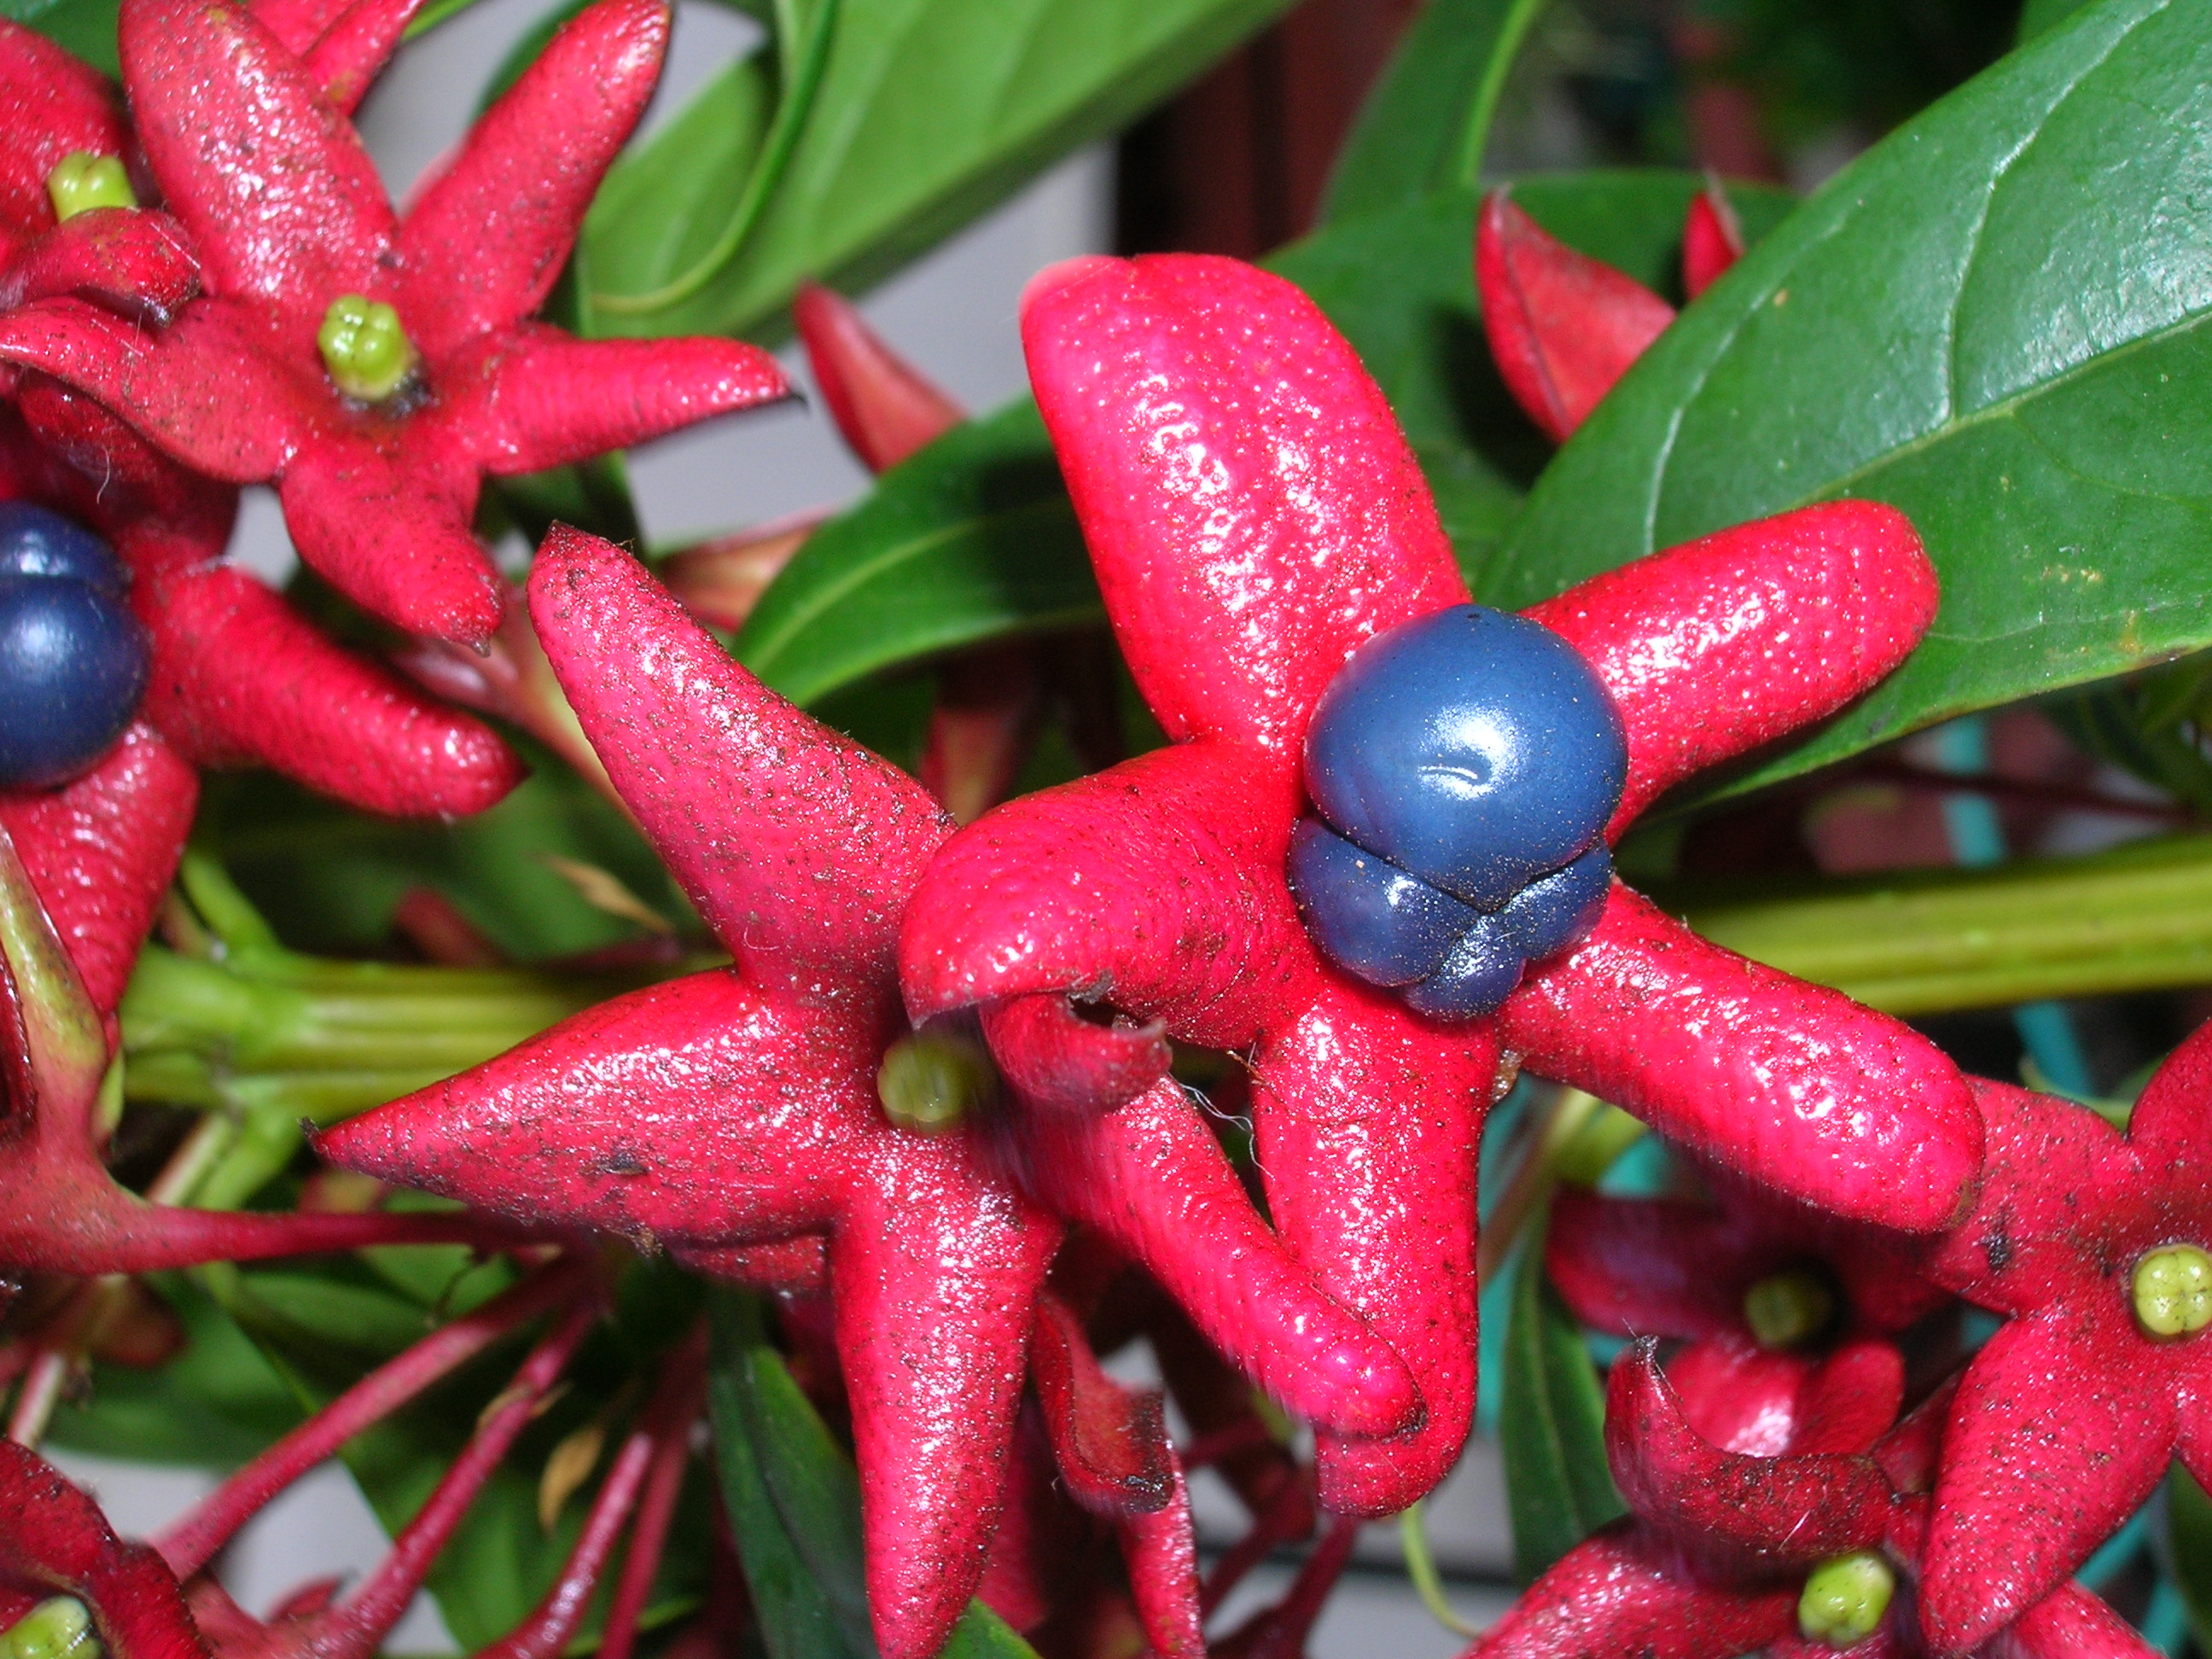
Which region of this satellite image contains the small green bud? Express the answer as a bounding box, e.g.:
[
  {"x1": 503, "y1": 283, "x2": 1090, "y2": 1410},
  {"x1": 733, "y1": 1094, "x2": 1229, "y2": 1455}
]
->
[
  {"x1": 317, "y1": 294, "x2": 417, "y2": 402},
  {"x1": 2133, "y1": 1243, "x2": 2212, "y2": 1337},
  {"x1": 1796, "y1": 1551, "x2": 1894, "y2": 1646},
  {"x1": 44, "y1": 154, "x2": 135, "y2": 221},
  {"x1": 876, "y1": 1029, "x2": 997, "y2": 1134},
  {"x1": 1, "y1": 1598, "x2": 101, "y2": 1659},
  {"x1": 1743, "y1": 1269, "x2": 1836, "y2": 1350}
]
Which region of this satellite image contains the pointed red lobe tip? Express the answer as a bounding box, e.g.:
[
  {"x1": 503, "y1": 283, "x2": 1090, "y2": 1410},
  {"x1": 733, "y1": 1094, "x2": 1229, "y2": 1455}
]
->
[
  {"x1": 981, "y1": 992, "x2": 1170, "y2": 1113},
  {"x1": 1682, "y1": 180, "x2": 1747, "y2": 300},
  {"x1": 1019, "y1": 254, "x2": 1119, "y2": 320},
  {"x1": 1476, "y1": 188, "x2": 1676, "y2": 443},
  {"x1": 791, "y1": 282, "x2": 963, "y2": 473}
]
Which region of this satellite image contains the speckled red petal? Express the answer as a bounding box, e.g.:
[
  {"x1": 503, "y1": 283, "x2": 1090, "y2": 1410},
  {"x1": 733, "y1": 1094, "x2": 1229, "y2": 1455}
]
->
[
  {"x1": 0, "y1": 22, "x2": 129, "y2": 236},
  {"x1": 1461, "y1": 1524, "x2": 1794, "y2": 1658},
  {"x1": 1499, "y1": 886, "x2": 1982, "y2": 1232},
  {"x1": 831, "y1": 1146, "x2": 1058, "y2": 1659},
  {"x1": 1922, "y1": 1301, "x2": 2179, "y2": 1653},
  {"x1": 1527, "y1": 501, "x2": 1939, "y2": 832},
  {"x1": 397, "y1": 0, "x2": 667, "y2": 355},
  {"x1": 119, "y1": 0, "x2": 394, "y2": 329},
  {"x1": 1022, "y1": 253, "x2": 1465, "y2": 762},
  {"x1": 528, "y1": 527, "x2": 948, "y2": 1001},
  {"x1": 137, "y1": 562, "x2": 522, "y2": 818}
]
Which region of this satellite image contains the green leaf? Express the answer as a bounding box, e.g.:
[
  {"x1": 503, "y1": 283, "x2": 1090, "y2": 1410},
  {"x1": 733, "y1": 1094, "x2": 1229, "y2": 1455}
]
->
[
  {"x1": 706, "y1": 1289, "x2": 1040, "y2": 1659},
  {"x1": 735, "y1": 401, "x2": 1099, "y2": 706},
  {"x1": 1321, "y1": 0, "x2": 1547, "y2": 222},
  {"x1": 738, "y1": 171, "x2": 1790, "y2": 708},
  {"x1": 581, "y1": 0, "x2": 1300, "y2": 340},
  {"x1": 2017, "y1": 0, "x2": 2100, "y2": 47},
  {"x1": 4, "y1": 0, "x2": 119, "y2": 73},
  {"x1": 1499, "y1": 1237, "x2": 1622, "y2": 1584},
  {"x1": 1485, "y1": 0, "x2": 2212, "y2": 797},
  {"x1": 2164, "y1": 1465, "x2": 2212, "y2": 1646}
]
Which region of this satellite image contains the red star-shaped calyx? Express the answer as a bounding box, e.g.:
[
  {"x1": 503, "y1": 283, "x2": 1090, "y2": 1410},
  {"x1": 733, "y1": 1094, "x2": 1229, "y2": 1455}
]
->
[
  {"x1": 0, "y1": 21, "x2": 196, "y2": 337},
  {"x1": 897, "y1": 252, "x2": 1983, "y2": 1517},
  {"x1": 0, "y1": 0, "x2": 789, "y2": 648},
  {"x1": 1916, "y1": 1020, "x2": 2212, "y2": 1649},
  {"x1": 1546, "y1": 1164, "x2": 1949, "y2": 1373},
  {"x1": 1472, "y1": 1342, "x2": 2151, "y2": 1658},
  {"x1": 320, "y1": 528, "x2": 1418, "y2": 1659}
]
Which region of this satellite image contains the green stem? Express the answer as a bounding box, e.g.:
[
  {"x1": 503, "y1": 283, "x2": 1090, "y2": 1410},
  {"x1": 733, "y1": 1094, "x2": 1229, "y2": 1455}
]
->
[
  {"x1": 1397, "y1": 1502, "x2": 1480, "y2": 1638},
  {"x1": 1675, "y1": 831, "x2": 2212, "y2": 1016},
  {"x1": 1452, "y1": 0, "x2": 1550, "y2": 189}
]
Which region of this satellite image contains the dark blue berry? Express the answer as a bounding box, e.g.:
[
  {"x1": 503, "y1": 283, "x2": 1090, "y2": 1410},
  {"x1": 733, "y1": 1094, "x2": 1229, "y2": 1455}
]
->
[
  {"x1": 1303, "y1": 604, "x2": 1627, "y2": 911},
  {"x1": 1286, "y1": 819, "x2": 1477, "y2": 987},
  {"x1": 0, "y1": 576, "x2": 148, "y2": 790},
  {"x1": 0, "y1": 502, "x2": 128, "y2": 596},
  {"x1": 1494, "y1": 841, "x2": 1613, "y2": 962},
  {"x1": 1402, "y1": 916, "x2": 1522, "y2": 1022}
]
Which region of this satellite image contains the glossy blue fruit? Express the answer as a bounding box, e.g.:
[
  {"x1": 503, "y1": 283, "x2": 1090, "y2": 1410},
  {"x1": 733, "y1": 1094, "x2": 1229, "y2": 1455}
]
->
[
  {"x1": 0, "y1": 576, "x2": 148, "y2": 789},
  {"x1": 0, "y1": 501, "x2": 128, "y2": 595},
  {"x1": 1303, "y1": 604, "x2": 1627, "y2": 911},
  {"x1": 1287, "y1": 819, "x2": 1478, "y2": 987}
]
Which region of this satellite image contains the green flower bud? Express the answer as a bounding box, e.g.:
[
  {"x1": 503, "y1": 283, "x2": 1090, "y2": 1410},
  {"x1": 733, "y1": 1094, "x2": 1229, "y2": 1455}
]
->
[
  {"x1": 44, "y1": 154, "x2": 135, "y2": 221},
  {"x1": 0, "y1": 1598, "x2": 101, "y2": 1659},
  {"x1": 317, "y1": 294, "x2": 417, "y2": 402},
  {"x1": 1743, "y1": 1269, "x2": 1836, "y2": 1350},
  {"x1": 876, "y1": 1029, "x2": 997, "y2": 1134},
  {"x1": 1796, "y1": 1551, "x2": 1894, "y2": 1647},
  {"x1": 2133, "y1": 1243, "x2": 2212, "y2": 1337}
]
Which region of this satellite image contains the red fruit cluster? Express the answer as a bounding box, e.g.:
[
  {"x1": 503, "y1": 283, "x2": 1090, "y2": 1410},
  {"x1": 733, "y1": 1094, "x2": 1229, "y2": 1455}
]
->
[{"x1": 0, "y1": 0, "x2": 789, "y2": 1027}]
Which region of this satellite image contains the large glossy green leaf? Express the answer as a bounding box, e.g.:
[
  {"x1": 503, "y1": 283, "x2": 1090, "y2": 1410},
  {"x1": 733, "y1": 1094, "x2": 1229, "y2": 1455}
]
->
[
  {"x1": 1499, "y1": 1236, "x2": 1622, "y2": 1585},
  {"x1": 2165, "y1": 1466, "x2": 2212, "y2": 1645},
  {"x1": 1321, "y1": 0, "x2": 1546, "y2": 222},
  {"x1": 736, "y1": 401, "x2": 1097, "y2": 704},
  {"x1": 582, "y1": 0, "x2": 1297, "y2": 340},
  {"x1": 707, "y1": 1290, "x2": 1040, "y2": 1659},
  {"x1": 1486, "y1": 0, "x2": 2212, "y2": 796},
  {"x1": 743, "y1": 171, "x2": 1790, "y2": 707}
]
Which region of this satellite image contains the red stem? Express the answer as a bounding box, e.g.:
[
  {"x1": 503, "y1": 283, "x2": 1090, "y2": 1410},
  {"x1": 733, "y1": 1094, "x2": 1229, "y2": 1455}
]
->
[
  {"x1": 157, "y1": 1257, "x2": 591, "y2": 1576},
  {"x1": 474, "y1": 1417, "x2": 660, "y2": 1659},
  {"x1": 1200, "y1": 1476, "x2": 1316, "y2": 1616},
  {"x1": 596, "y1": 1330, "x2": 708, "y2": 1659},
  {"x1": 326, "y1": 1295, "x2": 602, "y2": 1659},
  {"x1": 1250, "y1": 1516, "x2": 1360, "y2": 1659},
  {"x1": 1179, "y1": 1419, "x2": 1276, "y2": 1473}
]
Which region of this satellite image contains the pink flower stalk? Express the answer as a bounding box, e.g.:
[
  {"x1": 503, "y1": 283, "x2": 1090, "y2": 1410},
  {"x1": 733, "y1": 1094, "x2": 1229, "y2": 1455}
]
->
[
  {"x1": 1476, "y1": 178, "x2": 1745, "y2": 442},
  {"x1": 1914, "y1": 1018, "x2": 2212, "y2": 1648},
  {"x1": 1470, "y1": 1342, "x2": 2151, "y2": 1657},
  {"x1": 318, "y1": 528, "x2": 1416, "y2": 1659},
  {"x1": 0, "y1": 0, "x2": 790, "y2": 648},
  {"x1": 898, "y1": 252, "x2": 1981, "y2": 1516}
]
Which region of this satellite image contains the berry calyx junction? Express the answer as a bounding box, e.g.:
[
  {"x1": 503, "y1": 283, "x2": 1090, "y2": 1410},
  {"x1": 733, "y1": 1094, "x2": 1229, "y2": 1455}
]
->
[
  {"x1": 1797, "y1": 1550, "x2": 1897, "y2": 1646},
  {"x1": 2131, "y1": 1242, "x2": 2212, "y2": 1336},
  {"x1": 42, "y1": 153, "x2": 133, "y2": 221},
  {"x1": 317, "y1": 294, "x2": 418, "y2": 402}
]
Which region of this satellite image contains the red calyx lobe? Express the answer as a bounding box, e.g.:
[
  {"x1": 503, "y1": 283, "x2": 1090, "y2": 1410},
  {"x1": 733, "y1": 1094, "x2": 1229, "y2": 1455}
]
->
[{"x1": 899, "y1": 252, "x2": 1980, "y2": 1518}]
